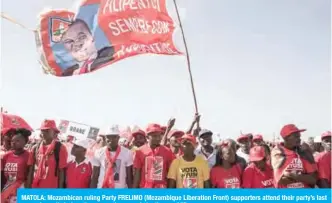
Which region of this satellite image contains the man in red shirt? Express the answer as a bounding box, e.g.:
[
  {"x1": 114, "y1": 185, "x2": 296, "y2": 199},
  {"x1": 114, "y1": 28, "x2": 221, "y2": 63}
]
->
[
  {"x1": 271, "y1": 124, "x2": 317, "y2": 188},
  {"x1": 26, "y1": 120, "x2": 68, "y2": 188},
  {"x1": 131, "y1": 129, "x2": 146, "y2": 150},
  {"x1": 66, "y1": 139, "x2": 92, "y2": 188},
  {"x1": 316, "y1": 131, "x2": 331, "y2": 188},
  {"x1": 133, "y1": 124, "x2": 175, "y2": 188}
]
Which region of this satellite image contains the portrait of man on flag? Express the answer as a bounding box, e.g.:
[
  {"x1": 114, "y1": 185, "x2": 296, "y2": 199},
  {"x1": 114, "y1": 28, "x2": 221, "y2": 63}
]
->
[{"x1": 59, "y1": 18, "x2": 115, "y2": 76}]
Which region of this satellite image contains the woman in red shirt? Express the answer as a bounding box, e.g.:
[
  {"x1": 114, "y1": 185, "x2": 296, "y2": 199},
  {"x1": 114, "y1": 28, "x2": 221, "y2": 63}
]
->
[
  {"x1": 210, "y1": 142, "x2": 242, "y2": 188},
  {"x1": 242, "y1": 146, "x2": 274, "y2": 188},
  {"x1": 1, "y1": 128, "x2": 31, "y2": 203}
]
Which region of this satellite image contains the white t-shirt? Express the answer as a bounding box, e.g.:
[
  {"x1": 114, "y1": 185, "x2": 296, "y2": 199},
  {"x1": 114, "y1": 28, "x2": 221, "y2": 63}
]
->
[
  {"x1": 194, "y1": 146, "x2": 217, "y2": 169},
  {"x1": 92, "y1": 146, "x2": 133, "y2": 188}
]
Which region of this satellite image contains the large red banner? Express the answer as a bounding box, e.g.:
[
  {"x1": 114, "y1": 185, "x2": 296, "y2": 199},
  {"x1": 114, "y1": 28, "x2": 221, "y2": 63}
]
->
[{"x1": 36, "y1": 0, "x2": 182, "y2": 77}]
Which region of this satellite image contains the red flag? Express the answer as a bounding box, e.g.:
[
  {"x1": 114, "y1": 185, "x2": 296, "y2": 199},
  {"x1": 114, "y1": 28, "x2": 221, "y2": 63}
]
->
[{"x1": 37, "y1": 0, "x2": 182, "y2": 77}]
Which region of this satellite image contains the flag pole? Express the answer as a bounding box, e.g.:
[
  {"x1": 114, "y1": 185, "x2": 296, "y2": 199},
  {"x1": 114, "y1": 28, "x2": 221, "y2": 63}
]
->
[
  {"x1": 172, "y1": 0, "x2": 199, "y2": 115},
  {"x1": 0, "y1": 107, "x2": 3, "y2": 135}
]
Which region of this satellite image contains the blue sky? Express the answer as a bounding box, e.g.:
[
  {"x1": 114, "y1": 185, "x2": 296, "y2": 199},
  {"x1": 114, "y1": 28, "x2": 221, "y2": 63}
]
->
[{"x1": 0, "y1": 0, "x2": 331, "y2": 141}]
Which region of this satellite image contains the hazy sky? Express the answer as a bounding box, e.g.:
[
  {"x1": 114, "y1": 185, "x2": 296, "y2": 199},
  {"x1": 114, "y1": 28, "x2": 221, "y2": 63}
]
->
[{"x1": 0, "y1": 0, "x2": 331, "y2": 141}]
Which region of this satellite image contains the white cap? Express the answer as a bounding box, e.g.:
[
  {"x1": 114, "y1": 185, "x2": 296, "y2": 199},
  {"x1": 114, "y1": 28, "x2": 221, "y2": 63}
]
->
[
  {"x1": 73, "y1": 139, "x2": 90, "y2": 149},
  {"x1": 100, "y1": 125, "x2": 120, "y2": 136},
  {"x1": 314, "y1": 136, "x2": 321, "y2": 143}
]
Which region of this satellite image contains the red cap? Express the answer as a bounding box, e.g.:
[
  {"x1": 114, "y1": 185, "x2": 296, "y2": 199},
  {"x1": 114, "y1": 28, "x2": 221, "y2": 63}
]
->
[
  {"x1": 237, "y1": 134, "x2": 249, "y2": 142},
  {"x1": 217, "y1": 140, "x2": 231, "y2": 147},
  {"x1": 249, "y1": 146, "x2": 266, "y2": 162},
  {"x1": 253, "y1": 134, "x2": 263, "y2": 141},
  {"x1": 132, "y1": 129, "x2": 146, "y2": 137},
  {"x1": 180, "y1": 134, "x2": 197, "y2": 146},
  {"x1": 168, "y1": 130, "x2": 184, "y2": 139},
  {"x1": 146, "y1": 124, "x2": 163, "y2": 135},
  {"x1": 39, "y1": 119, "x2": 59, "y2": 133},
  {"x1": 321, "y1": 131, "x2": 331, "y2": 139},
  {"x1": 280, "y1": 124, "x2": 306, "y2": 138}
]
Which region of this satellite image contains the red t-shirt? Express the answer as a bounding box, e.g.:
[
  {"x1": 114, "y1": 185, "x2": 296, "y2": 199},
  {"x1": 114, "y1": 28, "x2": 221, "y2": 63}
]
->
[
  {"x1": 1, "y1": 150, "x2": 30, "y2": 185},
  {"x1": 66, "y1": 159, "x2": 92, "y2": 188},
  {"x1": 272, "y1": 145, "x2": 317, "y2": 188},
  {"x1": 210, "y1": 164, "x2": 242, "y2": 188},
  {"x1": 27, "y1": 144, "x2": 68, "y2": 188},
  {"x1": 133, "y1": 144, "x2": 175, "y2": 188},
  {"x1": 316, "y1": 151, "x2": 331, "y2": 186},
  {"x1": 242, "y1": 163, "x2": 274, "y2": 188}
]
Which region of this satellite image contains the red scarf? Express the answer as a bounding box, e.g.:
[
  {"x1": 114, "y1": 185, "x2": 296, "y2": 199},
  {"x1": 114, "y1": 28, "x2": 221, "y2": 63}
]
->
[
  {"x1": 102, "y1": 146, "x2": 121, "y2": 188},
  {"x1": 32, "y1": 140, "x2": 56, "y2": 188}
]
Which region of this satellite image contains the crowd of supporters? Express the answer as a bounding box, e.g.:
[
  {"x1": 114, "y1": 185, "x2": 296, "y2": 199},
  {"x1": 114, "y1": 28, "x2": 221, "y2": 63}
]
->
[{"x1": 1, "y1": 115, "x2": 331, "y2": 202}]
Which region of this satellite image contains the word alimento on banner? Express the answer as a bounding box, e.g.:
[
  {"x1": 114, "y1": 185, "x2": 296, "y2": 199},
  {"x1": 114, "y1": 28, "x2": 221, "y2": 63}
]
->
[{"x1": 36, "y1": 0, "x2": 181, "y2": 77}]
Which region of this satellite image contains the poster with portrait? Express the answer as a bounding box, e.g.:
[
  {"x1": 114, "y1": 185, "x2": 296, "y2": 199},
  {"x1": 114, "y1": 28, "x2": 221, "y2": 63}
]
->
[{"x1": 36, "y1": 0, "x2": 182, "y2": 77}]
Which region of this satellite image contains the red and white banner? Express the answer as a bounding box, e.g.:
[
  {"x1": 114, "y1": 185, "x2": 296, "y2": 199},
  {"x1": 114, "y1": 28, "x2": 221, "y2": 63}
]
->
[{"x1": 36, "y1": 0, "x2": 182, "y2": 77}]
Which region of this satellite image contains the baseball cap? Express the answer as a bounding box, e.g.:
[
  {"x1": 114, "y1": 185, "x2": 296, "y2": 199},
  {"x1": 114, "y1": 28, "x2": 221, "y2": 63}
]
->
[
  {"x1": 180, "y1": 134, "x2": 197, "y2": 147},
  {"x1": 146, "y1": 124, "x2": 163, "y2": 135},
  {"x1": 132, "y1": 129, "x2": 146, "y2": 137},
  {"x1": 237, "y1": 134, "x2": 249, "y2": 142},
  {"x1": 100, "y1": 125, "x2": 120, "y2": 136},
  {"x1": 168, "y1": 130, "x2": 184, "y2": 139},
  {"x1": 199, "y1": 129, "x2": 213, "y2": 138},
  {"x1": 253, "y1": 134, "x2": 263, "y2": 142},
  {"x1": 73, "y1": 139, "x2": 90, "y2": 149},
  {"x1": 38, "y1": 119, "x2": 60, "y2": 133},
  {"x1": 321, "y1": 131, "x2": 331, "y2": 139},
  {"x1": 249, "y1": 146, "x2": 266, "y2": 162},
  {"x1": 280, "y1": 124, "x2": 306, "y2": 138}
]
